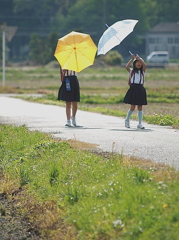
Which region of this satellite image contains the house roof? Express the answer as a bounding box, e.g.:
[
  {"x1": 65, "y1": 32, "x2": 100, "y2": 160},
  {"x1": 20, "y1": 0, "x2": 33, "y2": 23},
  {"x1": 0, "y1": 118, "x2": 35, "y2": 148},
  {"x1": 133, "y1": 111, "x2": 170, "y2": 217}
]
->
[{"x1": 148, "y1": 22, "x2": 179, "y2": 33}]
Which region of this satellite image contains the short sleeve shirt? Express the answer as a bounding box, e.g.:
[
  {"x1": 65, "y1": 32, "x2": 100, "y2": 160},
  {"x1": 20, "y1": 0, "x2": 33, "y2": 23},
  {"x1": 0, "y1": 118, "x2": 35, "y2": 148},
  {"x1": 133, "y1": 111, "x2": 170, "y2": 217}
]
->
[
  {"x1": 63, "y1": 69, "x2": 77, "y2": 76},
  {"x1": 130, "y1": 69, "x2": 145, "y2": 84}
]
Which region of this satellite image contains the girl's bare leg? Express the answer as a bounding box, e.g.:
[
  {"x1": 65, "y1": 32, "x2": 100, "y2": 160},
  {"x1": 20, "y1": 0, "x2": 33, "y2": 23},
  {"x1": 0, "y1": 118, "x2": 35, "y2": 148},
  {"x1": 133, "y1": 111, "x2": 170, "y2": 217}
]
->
[
  {"x1": 66, "y1": 102, "x2": 71, "y2": 120},
  {"x1": 72, "y1": 102, "x2": 77, "y2": 117},
  {"x1": 137, "y1": 105, "x2": 143, "y2": 126},
  {"x1": 71, "y1": 102, "x2": 78, "y2": 126},
  {"x1": 130, "y1": 105, "x2": 136, "y2": 111},
  {"x1": 137, "y1": 105, "x2": 142, "y2": 111}
]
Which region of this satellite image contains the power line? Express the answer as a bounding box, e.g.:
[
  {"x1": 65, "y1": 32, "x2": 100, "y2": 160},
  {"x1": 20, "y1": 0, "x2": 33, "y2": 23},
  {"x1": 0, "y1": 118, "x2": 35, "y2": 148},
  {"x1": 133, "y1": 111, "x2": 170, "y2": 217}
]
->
[
  {"x1": 0, "y1": 16, "x2": 53, "y2": 19},
  {"x1": 0, "y1": 0, "x2": 31, "y2": 1}
]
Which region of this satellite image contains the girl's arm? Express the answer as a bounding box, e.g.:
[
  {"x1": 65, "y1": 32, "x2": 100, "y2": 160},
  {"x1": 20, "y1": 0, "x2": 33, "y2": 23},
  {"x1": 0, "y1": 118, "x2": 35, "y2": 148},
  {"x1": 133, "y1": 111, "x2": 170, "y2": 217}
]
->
[
  {"x1": 59, "y1": 66, "x2": 63, "y2": 81},
  {"x1": 126, "y1": 54, "x2": 135, "y2": 72},
  {"x1": 59, "y1": 66, "x2": 67, "y2": 82}
]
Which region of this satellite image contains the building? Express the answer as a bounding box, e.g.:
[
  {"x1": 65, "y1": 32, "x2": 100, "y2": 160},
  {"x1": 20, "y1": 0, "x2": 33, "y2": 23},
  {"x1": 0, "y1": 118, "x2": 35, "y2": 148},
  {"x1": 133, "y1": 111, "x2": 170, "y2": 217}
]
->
[{"x1": 146, "y1": 22, "x2": 179, "y2": 59}]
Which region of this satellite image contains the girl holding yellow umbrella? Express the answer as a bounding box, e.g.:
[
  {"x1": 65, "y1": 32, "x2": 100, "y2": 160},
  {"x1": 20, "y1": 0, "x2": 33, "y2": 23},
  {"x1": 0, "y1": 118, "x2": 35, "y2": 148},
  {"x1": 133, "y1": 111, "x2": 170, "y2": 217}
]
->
[
  {"x1": 54, "y1": 31, "x2": 97, "y2": 127},
  {"x1": 58, "y1": 67, "x2": 79, "y2": 127}
]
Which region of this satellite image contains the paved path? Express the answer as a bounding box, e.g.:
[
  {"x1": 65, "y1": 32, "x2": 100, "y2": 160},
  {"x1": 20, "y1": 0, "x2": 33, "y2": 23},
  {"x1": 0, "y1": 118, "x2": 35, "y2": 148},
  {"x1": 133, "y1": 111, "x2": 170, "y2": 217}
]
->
[{"x1": 0, "y1": 96, "x2": 179, "y2": 169}]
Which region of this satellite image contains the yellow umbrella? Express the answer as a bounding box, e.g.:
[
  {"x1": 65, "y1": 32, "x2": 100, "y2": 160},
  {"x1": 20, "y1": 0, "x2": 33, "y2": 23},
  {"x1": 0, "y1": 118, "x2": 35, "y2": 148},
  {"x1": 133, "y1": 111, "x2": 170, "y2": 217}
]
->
[{"x1": 54, "y1": 31, "x2": 97, "y2": 72}]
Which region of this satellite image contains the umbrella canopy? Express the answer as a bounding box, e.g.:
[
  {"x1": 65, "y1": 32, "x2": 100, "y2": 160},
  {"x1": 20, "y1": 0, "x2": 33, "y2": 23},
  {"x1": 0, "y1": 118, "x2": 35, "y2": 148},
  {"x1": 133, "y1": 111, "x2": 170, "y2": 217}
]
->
[
  {"x1": 97, "y1": 19, "x2": 138, "y2": 55},
  {"x1": 54, "y1": 31, "x2": 97, "y2": 72}
]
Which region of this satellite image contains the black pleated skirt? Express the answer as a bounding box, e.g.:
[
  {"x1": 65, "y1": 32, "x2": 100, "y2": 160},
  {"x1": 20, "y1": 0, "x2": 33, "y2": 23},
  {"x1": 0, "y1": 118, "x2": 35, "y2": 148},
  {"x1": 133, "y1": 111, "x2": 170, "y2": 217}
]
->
[
  {"x1": 123, "y1": 83, "x2": 147, "y2": 105},
  {"x1": 58, "y1": 75, "x2": 80, "y2": 102}
]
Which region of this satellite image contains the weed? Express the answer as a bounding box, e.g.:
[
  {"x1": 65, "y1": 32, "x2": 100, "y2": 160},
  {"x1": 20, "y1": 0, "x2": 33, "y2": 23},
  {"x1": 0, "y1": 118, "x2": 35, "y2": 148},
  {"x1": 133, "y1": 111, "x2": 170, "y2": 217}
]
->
[
  {"x1": 49, "y1": 165, "x2": 60, "y2": 186},
  {"x1": 20, "y1": 167, "x2": 31, "y2": 186},
  {"x1": 145, "y1": 114, "x2": 179, "y2": 126},
  {"x1": 132, "y1": 167, "x2": 151, "y2": 184}
]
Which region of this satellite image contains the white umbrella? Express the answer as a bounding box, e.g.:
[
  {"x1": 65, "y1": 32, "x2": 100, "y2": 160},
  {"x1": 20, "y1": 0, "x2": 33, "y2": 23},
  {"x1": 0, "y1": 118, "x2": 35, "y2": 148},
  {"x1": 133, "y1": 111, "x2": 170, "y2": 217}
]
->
[{"x1": 97, "y1": 19, "x2": 138, "y2": 55}]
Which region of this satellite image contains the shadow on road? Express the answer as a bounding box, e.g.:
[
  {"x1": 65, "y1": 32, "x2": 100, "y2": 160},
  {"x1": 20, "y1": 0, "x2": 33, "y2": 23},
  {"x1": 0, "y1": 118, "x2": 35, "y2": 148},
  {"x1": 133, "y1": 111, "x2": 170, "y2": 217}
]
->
[{"x1": 110, "y1": 128, "x2": 153, "y2": 132}]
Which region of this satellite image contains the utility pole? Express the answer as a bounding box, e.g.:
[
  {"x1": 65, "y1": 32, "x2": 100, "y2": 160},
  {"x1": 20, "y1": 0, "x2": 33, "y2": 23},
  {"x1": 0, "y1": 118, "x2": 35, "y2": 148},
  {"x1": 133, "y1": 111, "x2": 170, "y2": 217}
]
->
[
  {"x1": 2, "y1": 29, "x2": 5, "y2": 88},
  {"x1": 1, "y1": 25, "x2": 17, "y2": 88}
]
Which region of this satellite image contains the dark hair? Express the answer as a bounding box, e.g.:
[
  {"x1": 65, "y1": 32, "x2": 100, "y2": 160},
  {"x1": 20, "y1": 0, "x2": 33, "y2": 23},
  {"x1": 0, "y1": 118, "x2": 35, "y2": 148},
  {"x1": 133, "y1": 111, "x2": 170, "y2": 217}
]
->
[{"x1": 133, "y1": 59, "x2": 143, "y2": 74}]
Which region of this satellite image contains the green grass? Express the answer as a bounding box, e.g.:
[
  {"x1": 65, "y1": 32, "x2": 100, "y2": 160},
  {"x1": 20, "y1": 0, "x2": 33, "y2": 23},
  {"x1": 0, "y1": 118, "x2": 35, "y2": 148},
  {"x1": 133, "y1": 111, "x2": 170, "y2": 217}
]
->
[{"x1": 1, "y1": 124, "x2": 179, "y2": 239}]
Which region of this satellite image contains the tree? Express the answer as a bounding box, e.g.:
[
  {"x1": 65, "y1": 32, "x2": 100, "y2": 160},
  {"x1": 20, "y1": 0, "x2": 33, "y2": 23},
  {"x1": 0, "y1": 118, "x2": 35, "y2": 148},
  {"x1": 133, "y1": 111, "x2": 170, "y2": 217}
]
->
[
  {"x1": 59, "y1": 0, "x2": 151, "y2": 56},
  {"x1": 29, "y1": 31, "x2": 59, "y2": 64},
  {"x1": 13, "y1": 0, "x2": 59, "y2": 26},
  {"x1": 0, "y1": 30, "x2": 2, "y2": 62},
  {"x1": 2, "y1": 0, "x2": 179, "y2": 62},
  {"x1": 46, "y1": 31, "x2": 59, "y2": 62},
  {"x1": 13, "y1": 0, "x2": 78, "y2": 30},
  {"x1": 156, "y1": 0, "x2": 179, "y2": 22},
  {"x1": 29, "y1": 33, "x2": 44, "y2": 64}
]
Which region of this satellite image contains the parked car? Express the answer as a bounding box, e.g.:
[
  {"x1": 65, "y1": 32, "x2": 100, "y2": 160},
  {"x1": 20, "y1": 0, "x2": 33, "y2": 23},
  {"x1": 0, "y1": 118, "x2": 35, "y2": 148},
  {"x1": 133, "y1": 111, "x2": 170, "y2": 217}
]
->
[{"x1": 146, "y1": 51, "x2": 169, "y2": 63}]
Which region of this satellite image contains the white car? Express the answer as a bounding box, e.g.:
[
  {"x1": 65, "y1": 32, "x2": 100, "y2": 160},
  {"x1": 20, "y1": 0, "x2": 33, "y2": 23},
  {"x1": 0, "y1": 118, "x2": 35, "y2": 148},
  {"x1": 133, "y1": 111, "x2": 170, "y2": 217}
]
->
[{"x1": 146, "y1": 51, "x2": 169, "y2": 63}]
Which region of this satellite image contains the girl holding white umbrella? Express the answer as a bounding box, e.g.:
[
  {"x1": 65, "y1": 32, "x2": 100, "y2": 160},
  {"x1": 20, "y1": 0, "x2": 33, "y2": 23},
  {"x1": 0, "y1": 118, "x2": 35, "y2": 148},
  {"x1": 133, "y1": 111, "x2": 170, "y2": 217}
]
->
[{"x1": 123, "y1": 54, "x2": 147, "y2": 129}]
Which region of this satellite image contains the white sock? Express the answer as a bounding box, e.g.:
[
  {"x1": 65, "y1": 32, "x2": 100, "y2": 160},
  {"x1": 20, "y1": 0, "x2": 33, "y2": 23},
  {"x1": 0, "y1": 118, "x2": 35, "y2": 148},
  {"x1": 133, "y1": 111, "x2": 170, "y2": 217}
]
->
[
  {"x1": 138, "y1": 111, "x2": 143, "y2": 125},
  {"x1": 126, "y1": 109, "x2": 133, "y2": 121},
  {"x1": 67, "y1": 120, "x2": 71, "y2": 125},
  {"x1": 71, "y1": 117, "x2": 76, "y2": 125}
]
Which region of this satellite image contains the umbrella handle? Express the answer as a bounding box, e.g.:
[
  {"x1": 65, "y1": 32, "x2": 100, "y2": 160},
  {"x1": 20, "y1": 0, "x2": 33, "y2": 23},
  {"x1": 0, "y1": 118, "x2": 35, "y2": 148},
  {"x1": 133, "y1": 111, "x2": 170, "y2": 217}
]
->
[{"x1": 129, "y1": 51, "x2": 139, "y2": 57}]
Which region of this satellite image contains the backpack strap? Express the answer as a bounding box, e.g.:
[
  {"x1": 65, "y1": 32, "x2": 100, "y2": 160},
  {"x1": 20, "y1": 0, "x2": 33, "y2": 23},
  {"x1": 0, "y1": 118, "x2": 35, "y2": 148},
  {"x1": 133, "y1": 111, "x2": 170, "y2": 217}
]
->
[
  {"x1": 128, "y1": 70, "x2": 145, "y2": 85},
  {"x1": 142, "y1": 71, "x2": 144, "y2": 85}
]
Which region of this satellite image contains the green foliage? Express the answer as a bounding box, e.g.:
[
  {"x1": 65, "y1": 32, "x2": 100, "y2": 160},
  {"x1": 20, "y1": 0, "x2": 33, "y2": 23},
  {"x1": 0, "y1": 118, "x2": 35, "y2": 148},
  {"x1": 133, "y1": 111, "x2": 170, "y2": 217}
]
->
[
  {"x1": 62, "y1": 0, "x2": 150, "y2": 45},
  {"x1": 157, "y1": 0, "x2": 179, "y2": 22},
  {"x1": 29, "y1": 33, "x2": 42, "y2": 63},
  {"x1": 46, "y1": 31, "x2": 59, "y2": 60},
  {"x1": 2, "y1": 0, "x2": 179, "y2": 62},
  {"x1": 20, "y1": 166, "x2": 31, "y2": 186},
  {"x1": 145, "y1": 114, "x2": 179, "y2": 126},
  {"x1": 49, "y1": 165, "x2": 60, "y2": 186},
  {"x1": 148, "y1": 92, "x2": 179, "y2": 103},
  {"x1": 0, "y1": 31, "x2": 2, "y2": 61},
  {"x1": 80, "y1": 93, "x2": 124, "y2": 104},
  {"x1": 81, "y1": 106, "x2": 126, "y2": 118},
  {"x1": 97, "y1": 50, "x2": 123, "y2": 66},
  {"x1": 1, "y1": 124, "x2": 179, "y2": 239},
  {"x1": 29, "y1": 31, "x2": 59, "y2": 64}
]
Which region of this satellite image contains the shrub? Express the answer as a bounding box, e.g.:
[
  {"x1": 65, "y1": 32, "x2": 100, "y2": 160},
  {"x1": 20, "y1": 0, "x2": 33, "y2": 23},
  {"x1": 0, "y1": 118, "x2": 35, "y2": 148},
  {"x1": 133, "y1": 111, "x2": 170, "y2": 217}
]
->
[{"x1": 97, "y1": 50, "x2": 123, "y2": 66}]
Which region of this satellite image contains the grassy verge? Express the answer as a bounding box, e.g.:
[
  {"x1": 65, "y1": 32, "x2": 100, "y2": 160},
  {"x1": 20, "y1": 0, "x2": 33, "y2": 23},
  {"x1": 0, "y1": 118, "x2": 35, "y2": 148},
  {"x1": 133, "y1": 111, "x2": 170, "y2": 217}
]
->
[{"x1": 1, "y1": 124, "x2": 179, "y2": 239}]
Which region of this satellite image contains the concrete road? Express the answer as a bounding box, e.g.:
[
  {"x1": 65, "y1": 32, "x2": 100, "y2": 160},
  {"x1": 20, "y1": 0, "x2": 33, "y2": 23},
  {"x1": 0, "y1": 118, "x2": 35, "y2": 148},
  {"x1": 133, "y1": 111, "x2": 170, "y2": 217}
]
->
[{"x1": 0, "y1": 96, "x2": 179, "y2": 169}]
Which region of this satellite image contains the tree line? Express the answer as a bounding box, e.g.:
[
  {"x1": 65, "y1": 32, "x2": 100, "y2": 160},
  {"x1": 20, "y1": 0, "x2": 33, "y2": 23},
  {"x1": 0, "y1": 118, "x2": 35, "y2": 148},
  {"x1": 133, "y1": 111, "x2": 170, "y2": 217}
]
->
[{"x1": 0, "y1": 0, "x2": 179, "y2": 64}]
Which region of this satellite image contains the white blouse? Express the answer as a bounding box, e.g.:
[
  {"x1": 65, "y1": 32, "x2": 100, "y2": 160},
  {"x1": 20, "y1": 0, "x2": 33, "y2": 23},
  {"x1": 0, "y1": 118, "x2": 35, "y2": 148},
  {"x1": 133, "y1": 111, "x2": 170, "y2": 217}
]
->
[
  {"x1": 130, "y1": 69, "x2": 145, "y2": 84},
  {"x1": 63, "y1": 69, "x2": 77, "y2": 76}
]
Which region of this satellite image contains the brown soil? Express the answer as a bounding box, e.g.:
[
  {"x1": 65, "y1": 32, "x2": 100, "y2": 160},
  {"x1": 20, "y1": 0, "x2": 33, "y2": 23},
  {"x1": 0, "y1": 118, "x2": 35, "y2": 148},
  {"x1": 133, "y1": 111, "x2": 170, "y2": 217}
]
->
[{"x1": 0, "y1": 190, "x2": 42, "y2": 240}]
